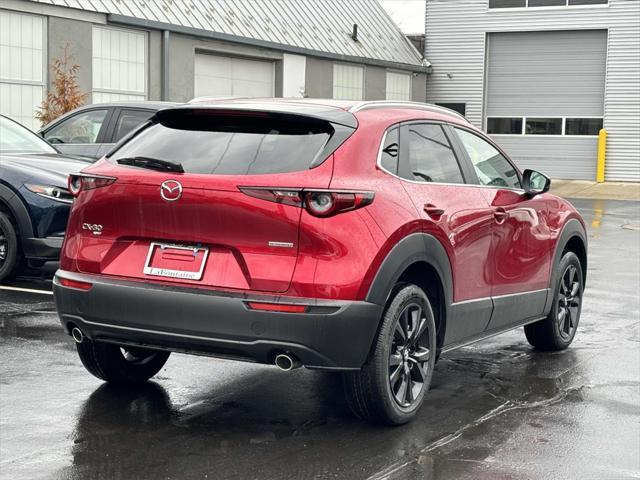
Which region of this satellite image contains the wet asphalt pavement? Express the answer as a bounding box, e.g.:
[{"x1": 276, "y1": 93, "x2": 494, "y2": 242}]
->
[{"x1": 1, "y1": 198, "x2": 639, "y2": 480}]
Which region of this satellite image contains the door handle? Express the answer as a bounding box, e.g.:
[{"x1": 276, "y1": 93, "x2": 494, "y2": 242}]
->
[
  {"x1": 493, "y1": 207, "x2": 508, "y2": 223},
  {"x1": 424, "y1": 203, "x2": 445, "y2": 219}
]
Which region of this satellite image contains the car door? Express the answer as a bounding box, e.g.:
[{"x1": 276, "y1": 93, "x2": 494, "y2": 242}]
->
[
  {"x1": 96, "y1": 108, "x2": 155, "y2": 158},
  {"x1": 390, "y1": 122, "x2": 496, "y2": 345},
  {"x1": 452, "y1": 127, "x2": 552, "y2": 331},
  {"x1": 42, "y1": 108, "x2": 112, "y2": 159}
]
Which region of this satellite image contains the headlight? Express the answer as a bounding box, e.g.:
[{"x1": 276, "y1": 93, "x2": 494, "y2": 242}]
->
[{"x1": 24, "y1": 184, "x2": 74, "y2": 204}]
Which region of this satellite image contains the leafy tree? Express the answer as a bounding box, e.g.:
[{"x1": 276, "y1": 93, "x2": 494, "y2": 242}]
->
[{"x1": 35, "y1": 43, "x2": 88, "y2": 126}]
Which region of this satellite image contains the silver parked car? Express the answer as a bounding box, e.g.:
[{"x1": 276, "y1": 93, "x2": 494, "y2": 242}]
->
[{"x1": 38, "y1": 101, "x2": 178, "y2": 159}]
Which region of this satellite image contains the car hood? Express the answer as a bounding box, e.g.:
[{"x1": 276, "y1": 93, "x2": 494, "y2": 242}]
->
[{"x1": 1, "y1": 153, "x2": 90, "y2": 186}]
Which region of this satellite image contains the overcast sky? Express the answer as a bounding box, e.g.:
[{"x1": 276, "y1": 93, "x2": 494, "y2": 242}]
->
[{"x1": 379, "y1": 0, "x2": 425, "y2": 35}]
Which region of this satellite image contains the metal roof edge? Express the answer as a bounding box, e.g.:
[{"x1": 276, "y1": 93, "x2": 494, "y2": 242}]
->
[{"x1": 107, "y1": 13, "x2": 430, "y2": 73}]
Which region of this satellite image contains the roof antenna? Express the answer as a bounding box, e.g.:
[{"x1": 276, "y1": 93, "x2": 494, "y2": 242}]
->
[{"x1": 351, "y1": 23, "x2": 359, "y2": 42}]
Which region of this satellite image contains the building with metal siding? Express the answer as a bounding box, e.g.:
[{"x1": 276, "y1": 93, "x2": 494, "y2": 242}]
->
[
  {"x1": 0, "y1": 0, "x2": 428, "y2": 131},
  {"x1": 425, "y1": 0, "x2": 640, "y2": 182}
]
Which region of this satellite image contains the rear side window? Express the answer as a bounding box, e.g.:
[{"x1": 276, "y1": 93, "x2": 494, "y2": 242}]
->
[
  {"x1": 109, "y1": 110, "x2": 334, "y2": 175},
  {"x1": 400, "y1": 123, "x2": 464, "y2": 184},
  {"x1": 113, "y1": 109, "x2": 153, "y2": 142},
  {"x1": 379, "y1": 127, "x2": 399, "y2": 175}
]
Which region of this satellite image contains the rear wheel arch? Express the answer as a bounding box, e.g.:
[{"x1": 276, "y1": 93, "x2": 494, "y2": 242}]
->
[{"x1": 365, "y1": 233, "x2": 453, "y2": 351}]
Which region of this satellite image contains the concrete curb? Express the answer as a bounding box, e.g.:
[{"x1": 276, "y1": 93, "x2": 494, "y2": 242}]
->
[{"x1": 550, "y1": 180, "x2": 640, "y2": 202}]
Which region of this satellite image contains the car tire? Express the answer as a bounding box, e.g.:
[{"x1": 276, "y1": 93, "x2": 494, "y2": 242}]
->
[
  {"x1": 0, "y1": 211, "x2": 24, "y2": 283},
  {"x1": 76, "y1": 339, "x2": 170, "y2": 384},
  {"x1": 343, "y1": 283, "x2": 437, "y2": 425},
  {"x1": 525, "y1": 251, "x2": 584, "y2": 351}
]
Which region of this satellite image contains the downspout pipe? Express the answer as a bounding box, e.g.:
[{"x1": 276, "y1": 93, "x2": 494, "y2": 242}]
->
[{"x1": 162, "y1": 30, "x2": 170, "y2": 101}]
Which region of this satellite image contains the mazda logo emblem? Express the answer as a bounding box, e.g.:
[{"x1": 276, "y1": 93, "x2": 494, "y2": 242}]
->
[{"x1": 160, "y1": 180, "x2": 183, "y2": 202}]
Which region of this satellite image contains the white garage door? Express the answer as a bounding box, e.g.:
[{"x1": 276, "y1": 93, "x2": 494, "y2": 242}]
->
[
  {"x1": 194, "y1": 54, "x2": 274, "y2": 98},
  {"x1": 0, "y1": 11, "x2": 45, "y2": 130},
  {"x1": 486, "y1": 30, "x2": 607, "y2": 180}
]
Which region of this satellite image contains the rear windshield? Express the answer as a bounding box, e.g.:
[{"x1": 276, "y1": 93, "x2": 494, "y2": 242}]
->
[{"x1": 109, "y1": 110, "x2": 333, "y2": 175}]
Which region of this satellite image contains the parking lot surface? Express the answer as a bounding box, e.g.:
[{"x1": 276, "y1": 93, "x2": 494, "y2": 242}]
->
[{"x1": 1, "y1": 198, "x2": 639, "y2": 480}]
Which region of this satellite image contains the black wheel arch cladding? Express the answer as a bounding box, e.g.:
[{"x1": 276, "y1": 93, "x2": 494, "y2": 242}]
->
[
  {"x1": 365, "y1": 233, "x2": 453, "y2": 309},
  {"x1": 544, "y1": 219, "x2": 588, "y2": 315},
  {"x1": 0, "y1": 184, "x2": 35, "y2": 240},
  {"x1": 365, "y1": 233, "x2": 453, "y2": 354}
]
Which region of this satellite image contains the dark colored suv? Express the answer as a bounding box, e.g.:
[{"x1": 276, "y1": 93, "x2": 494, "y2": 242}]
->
[
  {"x1": 0, "y1": 115, "x2": 89, "y2": 282},
  {"x1": 54, "y1": 99, "x2": 587, "y2": 424},
  {"x1": 38, "y1": 101, "x2": 178, "y2": 159}
]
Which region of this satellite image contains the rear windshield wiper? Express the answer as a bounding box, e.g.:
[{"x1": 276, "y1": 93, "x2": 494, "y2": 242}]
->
[{"x1": 116, "y1": 156, "x2": 184, "y2": 173}]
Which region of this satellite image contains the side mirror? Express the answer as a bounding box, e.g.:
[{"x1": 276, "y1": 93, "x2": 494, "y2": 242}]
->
[{"x1": 522, "y1": 169, "x2": 551, "y2": 197}]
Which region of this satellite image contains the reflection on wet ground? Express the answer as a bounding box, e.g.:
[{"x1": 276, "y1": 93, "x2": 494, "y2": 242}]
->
[{"x1": 1, "y1": 199, "x2": 639, "y2": 479}]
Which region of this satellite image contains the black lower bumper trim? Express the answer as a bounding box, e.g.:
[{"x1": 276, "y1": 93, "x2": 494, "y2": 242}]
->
[
  {"x1": 54, "y1": 270, "x2": 383, "y2": 370},
  {"x1": 22, "y1": 236, "x2": 63, "y2": 260}
]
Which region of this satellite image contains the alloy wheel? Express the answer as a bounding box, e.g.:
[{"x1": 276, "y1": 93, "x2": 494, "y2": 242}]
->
[
  {"x1": 557, "y1": 264, "x2": 581, "y2": 340},
  {"x1": 0, "y1": 223, "x2": 7, "y2": 266},
  {"x1": 389, "y1": 302, "x2": 431, "y2": 408}
]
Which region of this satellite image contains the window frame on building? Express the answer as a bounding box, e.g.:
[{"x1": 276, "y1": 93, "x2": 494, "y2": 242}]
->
[
  {"x1": 0, "y1": 10, "x2": 47, "y2": 130},
  {"x1": 435, "y1": 103, "x2": 467, "y2": 117},
  {"x1": 385, "y1": 70, "x2": 412, "y2": 101},
  {"x1": 488, "y1": 0, "x2": 608, "y2": 8},
  {"x1": 91, "y1": 25, "x2": 147, "y2": 103},
  {"x1": 332, "y1": 63, "x2": 364, "y2": 101},
  {"x1": 486, "y1": 116, "x2": 603, "y2": 136}
]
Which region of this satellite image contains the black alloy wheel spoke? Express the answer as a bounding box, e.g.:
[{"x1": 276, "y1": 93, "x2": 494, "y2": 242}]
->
[
  {"x1": 396, "y1": 374, "x2": 409, "y2": 404},
  {"x1": 411, "y1": 347, "x2": 431, "y2": 363},
  {"x1": 557, "y1": 265, "x2": 581, "y2": 339},
  {"x1": 389, "y1": 352, "x2": 402, "y2": 367},
  {"x1": 390, "y1": 363, "x2": 403, "y2": 386},
  {"x1": 0, "y1": 227, "x2": 6, "y2": 263},
  {"x1": 389, "y1": 302, "x2": 431, "y2": 408}
]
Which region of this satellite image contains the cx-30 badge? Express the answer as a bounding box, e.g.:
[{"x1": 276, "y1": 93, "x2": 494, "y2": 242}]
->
[{"x1": 160, "y1": 180, "x2": 183, "y2": 202}]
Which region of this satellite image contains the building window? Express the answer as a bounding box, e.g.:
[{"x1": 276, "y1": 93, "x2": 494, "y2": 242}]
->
[
  {"x1": 487, "y1": 117, "x2": 603, "y2": 136},
  {"x1": 565, "y1": 118, "x2": 603, "y2": 136},
  {"x1": 489, "y1": 0, "x2": 606, "y2": 6},
  {"x1": 489, "y1": 0, "x2": 525, "y2": 7},
  {"x1": 92, "y1": 26, "x2": 146, "y2": 103},
  {"x1": 526, "y1": 118, "x2": 563, "y2": 135},
  {"x1": 386, "y1": 71, "x2": 411, "y2": 101},
  {"x1": 528, "y1": 0, "x2": 566, "y2": 6},
  {"x1": 0, "y1": 11, "x2": 45, "y2": 130},
  {"x1": 333, "y1": 64, "x2": 363, "y2": 100},
  {"x1": 436, "y1": 103, "x2": 466, "y2": 117},
  {"x1": 487, "y1": 118, "x2": 523, "y2": 134}
]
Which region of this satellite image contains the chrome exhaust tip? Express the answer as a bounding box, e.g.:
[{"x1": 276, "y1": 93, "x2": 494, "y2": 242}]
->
[
  {"x1": 275, "y1": 353, "x2": 301, "y2": 371},
  {"x1": 71, "y1": 327, "x2": 84, "y2": 344}
]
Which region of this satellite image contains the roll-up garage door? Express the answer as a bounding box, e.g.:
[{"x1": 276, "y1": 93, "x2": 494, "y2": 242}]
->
[
  {"x1": 486, "y1": 30, "x2": 607, "y2": 180},
  {"x1": 194, "y1": 53, "x2": 274, "y2": 98}
]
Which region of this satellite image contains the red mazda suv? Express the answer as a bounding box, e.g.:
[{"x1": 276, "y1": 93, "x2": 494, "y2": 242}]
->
[{"x1": 54, "y1": 99, "x2": 587, "y2": 425}]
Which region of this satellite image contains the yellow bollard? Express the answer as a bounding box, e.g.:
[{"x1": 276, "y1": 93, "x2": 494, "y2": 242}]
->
[{"x1": 596, "y1": 128, "x2": 607, "y2": 183}]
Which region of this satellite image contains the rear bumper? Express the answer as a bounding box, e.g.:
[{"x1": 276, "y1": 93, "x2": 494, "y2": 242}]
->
[{"x1": 53, "y1": 270, "x2": 383, "y2": 370}]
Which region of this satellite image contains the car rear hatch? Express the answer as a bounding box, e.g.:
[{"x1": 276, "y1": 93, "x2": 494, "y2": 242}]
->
[{"x1": 71, "y1": 106, "x2": 356, "y2": 293}]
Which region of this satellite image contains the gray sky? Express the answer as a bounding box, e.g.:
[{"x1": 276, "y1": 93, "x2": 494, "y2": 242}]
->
[{"x1": 379, "y1": 0, "x2": 425, "y2": 35}]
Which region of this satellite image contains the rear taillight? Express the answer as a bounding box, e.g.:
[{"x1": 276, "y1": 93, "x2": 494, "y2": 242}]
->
[
  {"x1": 239, "y1": 187, "x2": 374, "y2": 217},
  {"x1": 68, "y1": 174, "x2": 116, "y2": 197}
]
